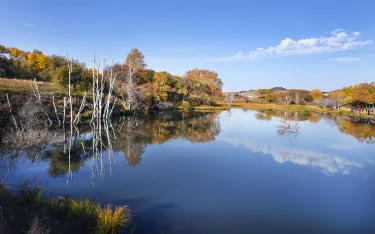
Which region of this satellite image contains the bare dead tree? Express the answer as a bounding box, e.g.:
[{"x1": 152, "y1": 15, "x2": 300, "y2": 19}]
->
[
  {"x1": 277, "y1": 118, "x2": 300, "y2": 142},
  {"x1": 91, "y1": 58, "x2": 118, "y2": 120},
  {"x1": 5, "y1": 93, "x2": 18, "y2": 130},
  {"x1": 285, "y1": 95, "x2": 292, "y2": 105},
  {"x1": 67, "y1": 57, "x2": 74, "y2": 126},
  {"x1": 295, "y1": 92, "x2": 301, "y2": 105},
  {"x1": 103, "y1": 63, "x2": 117, "y2": 119},
  {"x1": 62, "y1": 97, "x2": 67, "y2": 126},
  {"x1": 224, "y1": 92, "x2": 236, "y2": 108},
  {"x1": 123, "y1": 49, "x2": 145, "y2": 110},
  {"x1": 52, "y1": 96, "x2": 61, "y2": 125},
  {"x1": 31, "y1": 79, "x2": 52, "y2": 125},
  {"x1": 73, "y1": 92, "x2": 87, "y2": 124}
]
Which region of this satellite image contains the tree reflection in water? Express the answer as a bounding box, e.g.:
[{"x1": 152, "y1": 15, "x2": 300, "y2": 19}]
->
[
  {"x1": 0, "y1": 112, "x2": 221, "y2": 185},
  {"x1": 222, "y1": 110, "x2": 236, "y2": 131},
  {"x1": 276, "y1": 112, "x2": 300, "y2": 142},
  {"x1": 3, "y1": 110, "x2": 375, "y2": 186},
  {"x1": 114, "y1": 112, "x2": 221, "y2": 166}
]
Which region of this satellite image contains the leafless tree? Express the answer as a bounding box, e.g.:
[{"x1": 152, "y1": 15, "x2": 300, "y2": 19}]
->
[
  {"x1": 73, "y1": 92, "x2": 87, "y2": 124},
  {"x1": 31, "y1": 79, "x2": 52, "y2": 125},
  {"x1": 52, "y1": 96, "x2": 61, "y2": 125},
  {"x1": 120, "y1": 81, "x2": 144, "y2": 111},
  {"x1": 277, "y1": 117, "x2": 300, "y2": 142},
  {"x1": 5, "y1": 93, "x2": 18, "y2": 130},
  {"x1": 62, "y1": 97, "x2": 67, "y2": 125},
  {"x1": 285, "y1": 95, "x2": 292, "y2": 105},
  {"x1": 91, "y1": 58, "x2": 117, "y2": 121},
  {"x1": 122, "y1": 49, "x2": 146, "y2": 111},
  {"x1": 103, "y1": 64, "x2": 117, "y2": 119},
  {"x1": 224, "y1": 92, "x2": 236, "y2": 108},
  {"x1": 295, "y1": 92, "x2": 301, "y2": 105}
]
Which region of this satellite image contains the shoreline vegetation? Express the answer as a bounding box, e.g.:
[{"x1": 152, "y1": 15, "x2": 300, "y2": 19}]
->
[
  {"x1": 0, "y1": 179, "x2": 131, "y2": 234},
  {"x1": 180, "y1": 99, "x2": 375, "y2": 120},
  {"x1": 1, "y1": 77, "x2": 374, "y2": 125}
]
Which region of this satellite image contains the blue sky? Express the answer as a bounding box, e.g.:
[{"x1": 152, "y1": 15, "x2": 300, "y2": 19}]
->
[{"x1": 1, "y1": 0, "x2": 375, "y2": 91}]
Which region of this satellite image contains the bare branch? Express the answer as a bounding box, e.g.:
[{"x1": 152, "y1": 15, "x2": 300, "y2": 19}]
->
[
  {"x1": 5, "y1": 93, "x2": 18, "y2": 131},
  {"x1": 52, "y1": 96, "x2": 61, "y2": 125}
]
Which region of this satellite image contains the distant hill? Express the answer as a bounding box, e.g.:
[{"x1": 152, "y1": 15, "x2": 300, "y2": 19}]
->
[
  {"x1": 271, "y1": 87, "x2": 287, "y2": 91},
  {"x1": 236, "y1": 90, "x2": 257, "y2": 97}
]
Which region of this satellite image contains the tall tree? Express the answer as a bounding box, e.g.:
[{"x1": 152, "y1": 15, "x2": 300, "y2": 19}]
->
[
  {"x1": 122, "y1": 49, "x2": 146, "y2": 110},
  {"x1": 123, "y1": 48, "x2": 146, "y2": 85}
]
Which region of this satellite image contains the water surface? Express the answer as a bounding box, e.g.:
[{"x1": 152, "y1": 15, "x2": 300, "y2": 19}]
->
[{"x1": 1, "y1": 109, "x2": 375, "y2": 233}]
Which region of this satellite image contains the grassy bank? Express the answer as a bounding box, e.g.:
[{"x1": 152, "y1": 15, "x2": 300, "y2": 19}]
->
[
  {"x1": 0, "y1": 180, "x2": 131, "y2": 234},
  {"x1": 232, "y1": 102, "x2": 375, "y2": 119},
  {"x1": 198, "y1": 97, "x2": 375, "y2": 119}
]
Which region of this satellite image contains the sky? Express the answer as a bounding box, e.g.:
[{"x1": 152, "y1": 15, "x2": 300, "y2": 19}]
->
[{"x1": 1, "y1": 0, "x2": 375, "y2": 91}]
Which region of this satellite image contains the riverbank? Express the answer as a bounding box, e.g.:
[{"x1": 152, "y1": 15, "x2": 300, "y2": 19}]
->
[
  {"x1": 0, "y1": 180, "x2": 131, "y2": 234},
  {"x1": 2, "y1": 78, "x2": 373, "y2": 120},
  {"x1": 232, "y1": 102, "x2": 375, "y2": 119},
  {"x1": 191, "y1": 98, "x2": 375, "y2": 119}
]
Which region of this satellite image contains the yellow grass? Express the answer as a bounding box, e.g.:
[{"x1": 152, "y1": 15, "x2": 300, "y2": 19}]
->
[
  {"x1": 96, "y1": 205, "x2": 130, "y2": 234},
  {"x1": 0, "y1": 78, "x2": 59, "y2": 95}
]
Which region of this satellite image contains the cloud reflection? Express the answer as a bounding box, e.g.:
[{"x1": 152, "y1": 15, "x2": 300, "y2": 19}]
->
[{"x1": 222, "y1": 138, "x2": 363, "y2": 175}]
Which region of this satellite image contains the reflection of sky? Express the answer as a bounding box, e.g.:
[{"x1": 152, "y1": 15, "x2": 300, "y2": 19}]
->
[
  {"x1": 218, "y1": 109, "x2": 375, "y2": 175},
  {"x1": 221, "y1": 137, "x2": 363, "y2": 175}
]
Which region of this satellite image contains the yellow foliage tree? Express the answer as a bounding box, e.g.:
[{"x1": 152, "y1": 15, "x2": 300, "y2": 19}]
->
[{"x1": 310, "y1": 89, "x2": 323, "y2": 100}]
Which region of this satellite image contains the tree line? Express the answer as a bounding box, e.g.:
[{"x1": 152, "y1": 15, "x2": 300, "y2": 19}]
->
[
  {"x1": 253, "y1": 83, "x2": 375, "y2": 112},
  {"x1": 0, "y1": 45, "x2": 223, "y2": 110}
]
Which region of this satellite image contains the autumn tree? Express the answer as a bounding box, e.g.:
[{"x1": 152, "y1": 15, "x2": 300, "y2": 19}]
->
[
  {"x1": 27, "y1": 52, "x2": 50, "y2": 75},
  {"x1": 351, "y1": 83, "x2": 375, "y2": 107},
  {"x1": 122, "y1": 49, "x2": 146, "y2": 110},
  {"x1": 256, "y1": 89, "x2": 268, "y2": 98},
  {"x1": 185, "y1": 69, "x2": 222, "y2": 105},
  {"x1": 310, "y1": 89, "x2": 323, "y2": 101},
  {"x1": 256, "y1": 89, "x2": 275, "y2": 102},
  {"x1": 124, "y1": 48, "x2": 146, "y2": 84},
  {"x1": 153, "y1": 71, "x2": 172, "y2": 102}
]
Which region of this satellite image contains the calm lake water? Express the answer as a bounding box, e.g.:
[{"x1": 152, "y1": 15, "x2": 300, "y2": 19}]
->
[{"x1": 1, "y1": 109, "x2": 375, "y2": 233}]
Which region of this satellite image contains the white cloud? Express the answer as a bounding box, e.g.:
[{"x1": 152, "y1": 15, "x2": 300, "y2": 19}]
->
[
  {"x1": 215, "y1": 30, "x2": 372, "y2": 61},
  {"x1": 332, "y1": 57, "x2": 360, "y2": 62}
]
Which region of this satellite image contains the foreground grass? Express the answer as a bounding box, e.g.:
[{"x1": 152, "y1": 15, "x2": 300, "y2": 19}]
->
[{"x1": 0, "y1": 180, "x2": 131, "y2": 234}]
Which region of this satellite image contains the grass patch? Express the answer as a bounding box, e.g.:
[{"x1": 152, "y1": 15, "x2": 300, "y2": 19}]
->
[
  {"x1": 97, "y1": 205, "x2": 130, "y2": 234},
  {"x1": 0, "y1": 179, "x2": 131, "y2": 234},
  {"x1": 0, "y1": 78, "x2": 59, "y2": 95}
]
